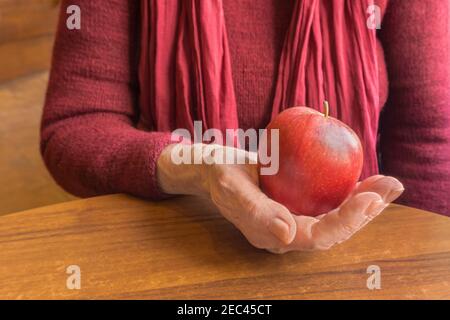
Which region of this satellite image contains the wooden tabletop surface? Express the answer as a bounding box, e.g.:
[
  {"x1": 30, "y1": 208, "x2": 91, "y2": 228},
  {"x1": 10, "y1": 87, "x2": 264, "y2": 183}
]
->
[{"x1": 0, "y1": 194, "x2": 449, "y2": 299}]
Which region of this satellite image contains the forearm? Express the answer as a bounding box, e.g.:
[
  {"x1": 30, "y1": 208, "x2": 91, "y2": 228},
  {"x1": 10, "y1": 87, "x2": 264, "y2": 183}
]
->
[{"x1": 41, "y1": 114, "x2": 174, "y2": 199}]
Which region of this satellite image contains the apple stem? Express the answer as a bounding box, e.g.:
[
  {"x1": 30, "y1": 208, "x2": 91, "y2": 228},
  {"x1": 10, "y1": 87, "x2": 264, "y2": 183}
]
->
[{"x1": 323, "y1": 101, "x2": 330, "y2": 118}]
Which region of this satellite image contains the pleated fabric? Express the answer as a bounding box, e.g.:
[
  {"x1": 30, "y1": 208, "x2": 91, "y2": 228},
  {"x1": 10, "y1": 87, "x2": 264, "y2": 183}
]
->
[{"x1": 139, "y1": 0, "x2": 381, "y2": 177}]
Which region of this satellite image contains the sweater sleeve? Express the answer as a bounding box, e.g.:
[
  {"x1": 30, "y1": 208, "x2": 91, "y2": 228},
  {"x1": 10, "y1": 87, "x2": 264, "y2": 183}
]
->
[
  {"x1": 41, "y1": 0, "x2": 173, "y2": 199},
  {"x1": 378, "y1": 0, "x2": 450, "y2": 215}
]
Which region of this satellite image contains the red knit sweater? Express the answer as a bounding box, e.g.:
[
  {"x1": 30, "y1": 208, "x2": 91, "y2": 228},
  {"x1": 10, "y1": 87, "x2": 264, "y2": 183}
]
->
[{"x1": 42, "y1": 0, "x2": 450, "y2": 215}]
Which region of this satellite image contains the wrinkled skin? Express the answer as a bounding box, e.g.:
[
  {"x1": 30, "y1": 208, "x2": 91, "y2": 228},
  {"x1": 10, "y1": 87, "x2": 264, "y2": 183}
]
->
[{"x1": 157, "y1": 144, "x2": 404, "y2": 253}]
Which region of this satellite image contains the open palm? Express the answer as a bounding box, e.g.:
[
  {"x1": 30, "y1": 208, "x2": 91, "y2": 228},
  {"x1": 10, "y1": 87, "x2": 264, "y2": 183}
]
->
[
  {"x1": 193, "y1": 146, "x2": 404, "y2": 253},
  {"x1": 267, "y1": 175, "x2": 404, "y2": 253}
]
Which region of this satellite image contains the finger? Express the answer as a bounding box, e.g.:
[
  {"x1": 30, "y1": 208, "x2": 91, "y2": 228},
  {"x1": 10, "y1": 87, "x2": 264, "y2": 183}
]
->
[
  {"x1": 267, "y1": 215, "x2": 319, "y2": 253},
  {"x1": 352, "y1": 175, "x2": 404, "y2": 203},
  {"x1": 346, "y1": 175, "x2": 383, "y2": 199},
  {"x1": 309, "y1": 192, "x2": 383, "y2": 250},
  {"x1": 232, "y1": 195, "x2": 297, "y2": 249},
  {"x1": 353, "y1": 199, "x2": 389, "y2": 232},
  {"x1": 319, "y1": 175, "x2": 398, "y2": 220},
  {"x1": 315, "y1": 213, "x2": 326, "y2": 220},
  {"x1": 266, "y1": 176, "x2": 402, "y2": 253},
  {"x1": 208, "y1": 165, "x2": 296, "y2": 249},
  {"x1": 266, "y1": 247, "x2": 288, "y2": 254},
  {"x1": 259, "y1": 198, "x2": 297, "y2": 245}
]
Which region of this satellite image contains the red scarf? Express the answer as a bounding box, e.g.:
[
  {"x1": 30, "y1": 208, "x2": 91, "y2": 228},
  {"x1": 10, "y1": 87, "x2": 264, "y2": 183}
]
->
[{"x1": 139, "y1": 0, "x2": 381, "y2": 178}]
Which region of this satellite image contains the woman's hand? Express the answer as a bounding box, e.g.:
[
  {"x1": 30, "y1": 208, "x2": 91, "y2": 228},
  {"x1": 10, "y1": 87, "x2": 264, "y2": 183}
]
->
[
  {"x1": 157, "y1": 144, "x2": 404, "y2": 252},
  {"x1": 267, "y1": 175, "x2": 404, "y2": 253},
  {"x1": 157, "y1": 144, "x2": 297, "y2": 249},
  {"x1": 199, "y1": 146, "x2": 298, "y2": 249}
]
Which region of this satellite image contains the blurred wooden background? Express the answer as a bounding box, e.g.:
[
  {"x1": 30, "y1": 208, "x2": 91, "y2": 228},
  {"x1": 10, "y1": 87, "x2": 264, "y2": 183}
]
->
[
  {"x1": 0, "y1": 0, "x2": 76, "y2": 216},
  {"x1": 0, "y1": 0, "x2": 60, "y2": 82}
]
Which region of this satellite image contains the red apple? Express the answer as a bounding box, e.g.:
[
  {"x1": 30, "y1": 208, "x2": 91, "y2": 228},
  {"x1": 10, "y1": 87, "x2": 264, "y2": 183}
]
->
[{"x1": 259, "y1": 104, "x2": 363, "y2": 217}]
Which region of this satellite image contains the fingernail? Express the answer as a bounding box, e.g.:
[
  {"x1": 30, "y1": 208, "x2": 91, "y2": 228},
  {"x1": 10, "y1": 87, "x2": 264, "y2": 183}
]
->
[
  {"x1": 386, "y1": 188, "x2": 405, "y2": 203},
  {"x1": 268, "y1": 218, "x2": 292, "y2": 245}
]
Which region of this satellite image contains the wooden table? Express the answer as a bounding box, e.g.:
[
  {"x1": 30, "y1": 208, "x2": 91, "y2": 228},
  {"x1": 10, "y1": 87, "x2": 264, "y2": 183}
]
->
[{"x1": 0, "y1": 195, "x2": 449, "y2": 299}]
